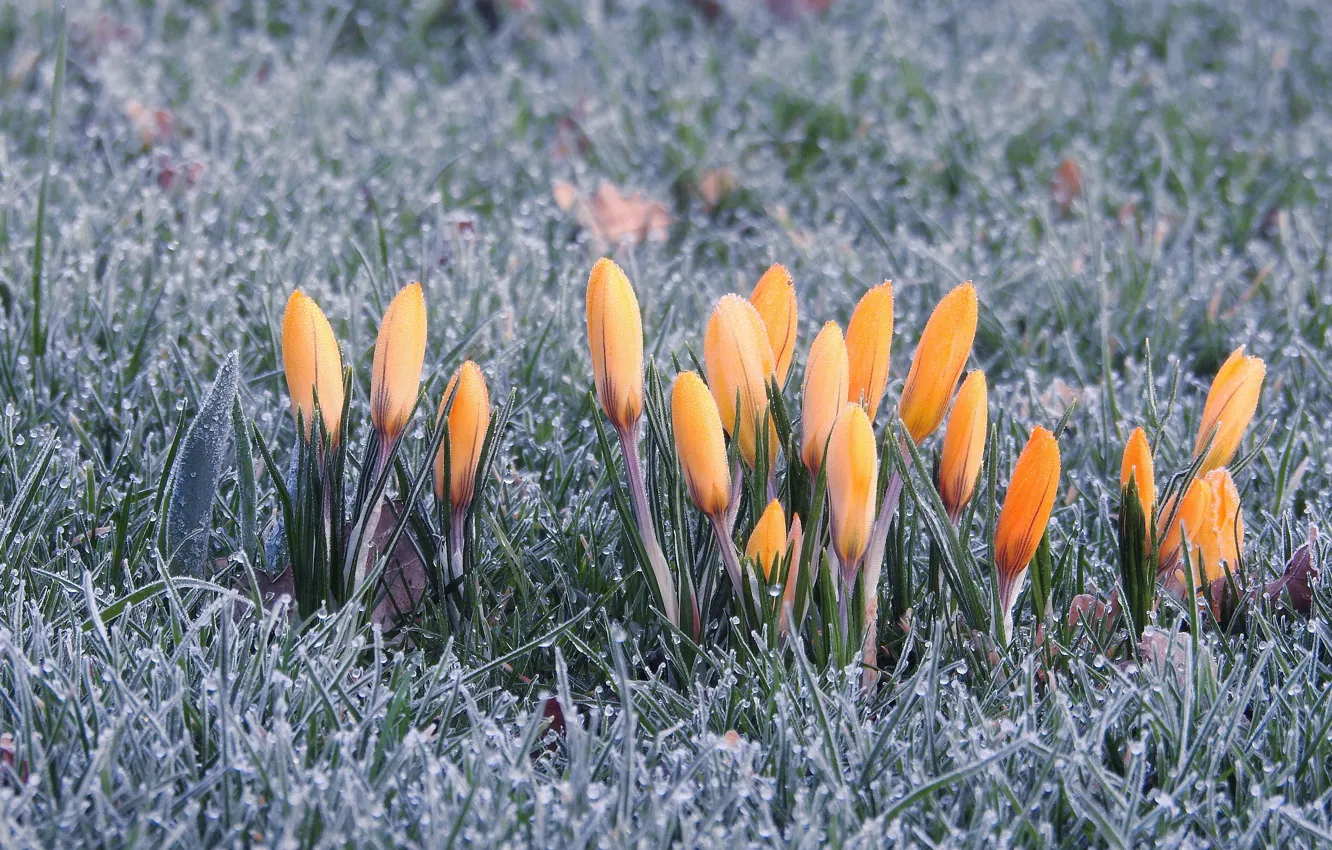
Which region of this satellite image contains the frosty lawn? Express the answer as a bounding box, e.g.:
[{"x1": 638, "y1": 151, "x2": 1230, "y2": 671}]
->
[{"x1": 1, "y1": 0, "x2": 1331, "y2": 846}]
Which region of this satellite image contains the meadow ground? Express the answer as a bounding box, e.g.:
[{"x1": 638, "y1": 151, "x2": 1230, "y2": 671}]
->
[{"x1": 2, "y1": 0, "x2": 1332, "y2": 846}]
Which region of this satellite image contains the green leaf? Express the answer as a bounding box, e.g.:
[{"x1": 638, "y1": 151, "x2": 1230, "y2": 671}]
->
[{"x1": 165, "y1": 352, "x2": 240, "y2": 576}]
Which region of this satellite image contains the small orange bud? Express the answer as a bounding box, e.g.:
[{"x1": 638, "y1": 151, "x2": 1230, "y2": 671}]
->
[
  {"x1": 749, "y1": 264, "x2": 798, "y2": 386},
  {"x1": 745, "y1": 499, "x2": 787, "y2": 580},
  {"x1": 994, "y1": 426, "x2": 1060, "y2": 634},
  {"x1": 370, "y1": 283, "x2": 428, "y2": 443},
  {"x1": 586, "y1": 258, "x2": 645, "y2": 432},
  {"x1": 1194, "y1": 346, "x2": 1264, "y2": 474},
  {"x1": 1119, "y1": 426, "x2": 1155, "y2": 520},
  {"x1": 672, "y1": 371, "x2": 731, "y2": 517},
  {"x1": 826, "y1": 403, "x2": 878, "y2": 568},
  {"x1": 899, "y1": 282, "x2": 978, "y2": 444},
  {"x1": 281, "y1": 290, "x2": 345, "y2": 444},
  {"x1": 704, "y1": 294, "x2": 778, "y2": 468},
  {"x1": 434, "y1": 361, "x2": 491, "y2": 512},
  {"x1": 800, "y1": 322, "x2": 850, "y2": 475},
  {"x1": 844, "y1": 281, "x2": 894, "y2": 422},
  {"x1": 938, "y1": 370, "x2": 987, "y2": 521}
]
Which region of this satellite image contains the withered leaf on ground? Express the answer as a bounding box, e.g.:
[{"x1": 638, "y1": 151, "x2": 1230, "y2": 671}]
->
[{"x1": 552, "y1": 179, "x2": 671, "y2": 248}]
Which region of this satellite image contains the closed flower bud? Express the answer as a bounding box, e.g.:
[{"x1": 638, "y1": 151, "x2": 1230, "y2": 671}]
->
[
  {"x1": 585, "y1": 258, "x2": 645, "y2": 432},
  {"x1": 1158, "y1": 469, "x2": 1244, "y2": 586},
  {"x1": 1119, "y1": 426, "x2": 1155, "y2": 520},
  {"x1": 938, "y1": 370, "x2": 987, "y2": 521},
  {"x1": 749, "y1": 264, "x2": 798, "y2": 386},
  {"x1": 370, "y1": 283, "x2": 428, "y2": 443},
  {"x1": 826, "y1": 403, "x2": 878, "y2": 568},
  {"x1": 994, "y1": 426, "x2": 1060, "y2": 633},
  {"x1": 281, "y1": 290, "x2": 345, "y2": 444},
  {"x1": 800, "y1": 322, "x2": 850, "y2": 475},
  {"x1": 845, "y1": 281, "x2": 894, "y2": 422},
  {"x1": 1194, "y1": 346, "x2": 1264, "y2": 474},
  {"x1": 672, "y1": 371, "x2": 731, "y2": 517},
  {"x1": 704, "y1": 294, "x2": 778, "y2": 468},
  {"x1": 899, "y1": 282, "x2": 978, "y2": 444},
  {"x1": 1158, "y1": 476, "x2": 1210, "y2": 576},
  {"x1": 746, "y1": 498, "x2": 787, "y2": 580},
  {"x1": 434, "y1": 361, "x2": 490, "y2": 512}
]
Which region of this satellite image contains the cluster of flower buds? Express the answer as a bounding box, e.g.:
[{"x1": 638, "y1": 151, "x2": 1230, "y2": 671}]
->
[
  {"x1": 277, "y1": 283, "x2": 496, "y2": 620},
  {"x1": 584, "y1": 255, "x2": 1081, "y2": 662}
]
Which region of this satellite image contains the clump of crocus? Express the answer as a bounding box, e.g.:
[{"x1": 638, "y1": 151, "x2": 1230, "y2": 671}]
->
[
  {"x1": 1194, "y1": 346, "x2": 1264, "y2": 474},
  {"x1": 844, "y1": 281, "x2": 894, "y2": 422},
  {"x1": 1158, "y1": 468, "x2": 1244, "y2": 589},
  {"x1": 994, "y1": 426, "x2": 1061, "y2": 643},
  {"x1": 435, "y1": 361, "x2": 490, "y2": 514},
  {"x1": 587, "y1": 258, "x2": 677, "y2": 626},
  {"x1": 749, "y1": 264, "x2": 798, "y2": 387},
  {"x1": 282, "y1": 290, "x2": 346, "y2": 445},
  {"x1": 800, "y1": 322, "x2": 849, "y2": 475},
  {"x1": 704, "y1": 294, "x2": 778, "y2": 469},
  {"x1": 673, "y1": 370, "x2": 744, "y2": 597},
  {"x1": 938, "y1": 370, "x2": 987, "y2": 522},
  {"x1": 899, "y1": 282, "x2": 978, "y2": 444},
  {"x1": 370, "y1": 282, "x2": 428, "y2": 446},
  {"x1": 586, "y1": 258, "x2": 644, "y2": 433}
]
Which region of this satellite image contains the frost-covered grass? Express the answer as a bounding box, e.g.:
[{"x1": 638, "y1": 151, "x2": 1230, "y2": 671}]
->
[{"x1": 2, "y1": 0, "x2": 1332, "y2": 846}]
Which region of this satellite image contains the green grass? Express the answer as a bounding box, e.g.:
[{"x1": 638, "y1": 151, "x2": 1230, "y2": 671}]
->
[{"x1": 2, "y1": 0, "x2": 1331, "y2": 845}]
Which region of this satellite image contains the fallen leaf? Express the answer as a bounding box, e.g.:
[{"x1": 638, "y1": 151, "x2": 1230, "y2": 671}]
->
[
  {"x1": 125, "y1": 100, "x2": 175, "y2": 149},
  {"x1": 158, "y1": 157, "x2": 204, "y2": 192},
  {"x1": 554, "y1": 180, "x2": 671, "y2": 247},
  {"x1": 1272, "y1": 44, "x2": 1290, "y2": 72},
  {"x1": 698, "y1": 168, "x2": 737, "y2": 211},
  {"x1": 1051, "y1": 158, "x2": 1082, "y2": 213},
  {"x1": 766, "y1": 0, "x2": 835, "y2": 19},
  {"x1": 70, "y1": 15, "x2": 138, "y2": 63},
  {"x1": 551, "y1": 179, "x2": 578, "y2": 211},
  {"x1": 244, "y1": 499, "x2": 427, "y2": 632},
  {"x1": 7, "y1": 49, "x2": 38, "y2": 86}
]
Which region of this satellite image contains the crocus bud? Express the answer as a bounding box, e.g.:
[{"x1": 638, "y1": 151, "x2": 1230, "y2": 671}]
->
[
  {"x1": 704, "y1": 294, "x2": 778, "y2": 468},
  {"x1": 1194, "y1": 346, "x2": 1264, "y2": 474},
  {"x1": 845, "y1": 281, "x2": 894, "y2": 422},
  {"x1": 370, "y1": 283, "x2": 428, "y2": 443},
  {"x1": 281, "y1": 290, "x2": 345, "y2": 444},
  {"x1": 672, "y1": 371, "x2": 730, "y2": 517},
  {"x1": 1158, "y1": 469, "x2": 1244, "y2": 586},
  {"x1": 746, "y1": 498, "x2": 788, "y2": 580},
  {"x1": 938, "y1": 370, "x2": 987, "y2": 522},
  {"x1": 1120, "y1": 426, "x2": 1155, "y2": 520},
  {"x1": 586, "y1": 258, "x2": 645, "y2": 432},
  {"x1": 994, "y1": 426, "x2": 1061, "y2": 636},
  {"x1": 1206, "y1": 469, "x2": 1244, "y2": 582},
  {"x1": 1158, "y1": 475, "x2": 1211, "y2": 576},
  {"x1": 434, "y1": 360, "x2": 491, "y2": 512},
  {"x1": 826, "y1": 403, "x2": 878, "y2": 569},
  {"x1": 899, "y1": 282, "x2": 978, "y2": 444},
  {"x1": 800, "y1": 322, "x2": 850, "y2": 475},
  {"x1": 749, "y1": 264, "x2": 798, "y2": 386}
]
